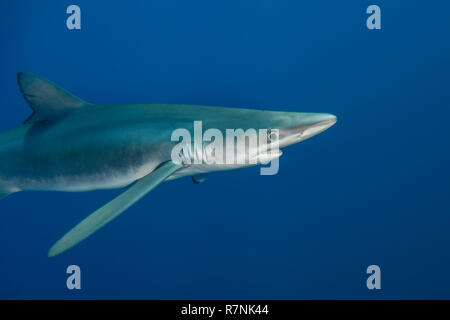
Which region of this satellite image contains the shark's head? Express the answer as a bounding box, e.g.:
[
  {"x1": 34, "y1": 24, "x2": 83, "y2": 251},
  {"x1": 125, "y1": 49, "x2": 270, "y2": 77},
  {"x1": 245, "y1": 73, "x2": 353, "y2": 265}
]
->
[{"x1": 259, "y1": 111, "x2": 337, "y2": 149}]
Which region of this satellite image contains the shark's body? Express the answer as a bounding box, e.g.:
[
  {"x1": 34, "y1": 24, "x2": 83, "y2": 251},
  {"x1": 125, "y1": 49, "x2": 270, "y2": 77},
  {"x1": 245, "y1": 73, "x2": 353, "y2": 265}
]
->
[{"x1": 0, "y1": 73, "x2": 337, "y2": 257}]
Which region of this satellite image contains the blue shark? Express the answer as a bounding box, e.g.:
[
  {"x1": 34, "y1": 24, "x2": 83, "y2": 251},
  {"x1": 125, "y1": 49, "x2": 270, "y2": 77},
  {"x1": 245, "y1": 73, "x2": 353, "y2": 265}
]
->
[{"x1": 0, "y1": 73, "x2": 337, "y2": 257}]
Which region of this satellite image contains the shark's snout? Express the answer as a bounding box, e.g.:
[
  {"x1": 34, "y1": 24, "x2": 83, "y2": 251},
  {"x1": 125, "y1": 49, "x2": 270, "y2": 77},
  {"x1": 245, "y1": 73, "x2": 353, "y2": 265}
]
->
[
  {"x1": 300, "y1": 114, "x2": 337, "y2": 140},
  {"x1": 277, "y1": 113, "x2": 337, "y2": 147}
]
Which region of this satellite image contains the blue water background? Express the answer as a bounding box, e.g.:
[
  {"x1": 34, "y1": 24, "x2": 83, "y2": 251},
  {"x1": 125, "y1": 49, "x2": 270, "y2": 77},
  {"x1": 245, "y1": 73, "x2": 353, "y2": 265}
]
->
[{"x1": 1, "y1": 1, "x2": 450, "y2": 299}]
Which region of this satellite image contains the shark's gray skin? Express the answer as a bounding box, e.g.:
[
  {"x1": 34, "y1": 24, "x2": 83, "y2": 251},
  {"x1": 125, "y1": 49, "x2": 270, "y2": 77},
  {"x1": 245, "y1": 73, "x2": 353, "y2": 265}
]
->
[{"x1": 0, "y1": 73, "x2": 337, "y2": 257}]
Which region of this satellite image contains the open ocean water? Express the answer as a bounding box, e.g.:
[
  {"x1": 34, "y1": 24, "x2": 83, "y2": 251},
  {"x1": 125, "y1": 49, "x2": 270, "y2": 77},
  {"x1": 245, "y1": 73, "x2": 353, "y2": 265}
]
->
[{"x1": 1, "y1": 0, "x2": 450, "y2": 299}]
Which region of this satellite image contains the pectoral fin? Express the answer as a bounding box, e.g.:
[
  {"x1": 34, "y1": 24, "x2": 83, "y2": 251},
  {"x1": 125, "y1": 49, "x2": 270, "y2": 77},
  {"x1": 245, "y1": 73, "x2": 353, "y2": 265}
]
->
[
  {"x1": 48, "y1": 161, "x2": 181, "y2": 257},
  {"x1": 17, "y1": 72, "x2": 90, "y2": 124}
]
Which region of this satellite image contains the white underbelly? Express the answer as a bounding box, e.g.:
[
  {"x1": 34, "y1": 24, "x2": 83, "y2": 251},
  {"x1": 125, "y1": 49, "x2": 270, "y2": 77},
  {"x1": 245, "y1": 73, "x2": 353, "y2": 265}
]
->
[{"x1": 15, "y1": 161, "x2": 161, "y2": 192}]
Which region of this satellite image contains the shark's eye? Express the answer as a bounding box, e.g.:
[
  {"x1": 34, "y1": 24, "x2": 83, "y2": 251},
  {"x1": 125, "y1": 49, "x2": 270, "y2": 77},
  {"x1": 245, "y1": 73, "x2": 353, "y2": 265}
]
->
[{"x1": 267, "y1": 129, "x2": 278, "y2": 142}]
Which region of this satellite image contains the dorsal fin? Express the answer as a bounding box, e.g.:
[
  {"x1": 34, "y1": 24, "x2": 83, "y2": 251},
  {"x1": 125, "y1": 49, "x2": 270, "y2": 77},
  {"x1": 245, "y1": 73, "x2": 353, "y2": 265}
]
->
[
  {"x1": 17, "y1": 72, "x2": 90, "y2": 124},
  {"x1": 0, "y1": 190, "x2": 13, "y2": 200}
]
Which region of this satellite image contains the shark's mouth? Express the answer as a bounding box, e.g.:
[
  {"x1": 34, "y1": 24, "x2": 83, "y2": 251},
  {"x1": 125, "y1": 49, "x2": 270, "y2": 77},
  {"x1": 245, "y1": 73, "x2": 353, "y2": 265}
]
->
[
  {"x1": 299, "y1": 118, "x2": 337, "y2": 141},
  {"x1": 250, "y1": 149, "x2": 283, "y2": 164}
]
